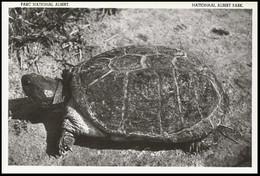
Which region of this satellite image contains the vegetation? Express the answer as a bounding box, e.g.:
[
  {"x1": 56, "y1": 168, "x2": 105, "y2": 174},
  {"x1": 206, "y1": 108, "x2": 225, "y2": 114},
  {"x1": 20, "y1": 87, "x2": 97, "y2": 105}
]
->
[{"x1": 9, "y1": 8, "x2": 119, "y2": 70}]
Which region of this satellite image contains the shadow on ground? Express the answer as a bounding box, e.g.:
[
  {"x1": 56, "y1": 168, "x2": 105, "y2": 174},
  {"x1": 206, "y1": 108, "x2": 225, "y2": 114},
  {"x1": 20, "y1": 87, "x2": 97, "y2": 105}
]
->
[
  {"x1": 9, "y1": 98, "x2": 64, "y2": 156},
  {"x1": 9, "y1": 98, "x2": 251, "y2": 166},
  {"x1": 9, "y1": 98, "x2": 192, "y2": 154}
]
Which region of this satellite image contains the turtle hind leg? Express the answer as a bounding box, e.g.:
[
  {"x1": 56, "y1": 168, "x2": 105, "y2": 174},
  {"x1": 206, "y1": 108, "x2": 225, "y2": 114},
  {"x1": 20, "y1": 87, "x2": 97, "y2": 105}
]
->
[{"x1": 183, "y1": 135, "x2": 218, "y2": 154}]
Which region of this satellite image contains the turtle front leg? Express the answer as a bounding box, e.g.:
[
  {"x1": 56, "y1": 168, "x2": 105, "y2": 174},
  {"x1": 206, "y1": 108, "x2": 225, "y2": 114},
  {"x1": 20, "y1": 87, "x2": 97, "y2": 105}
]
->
[{"x1": 58, "y1": 118, "x2": 76, "y2": 156}]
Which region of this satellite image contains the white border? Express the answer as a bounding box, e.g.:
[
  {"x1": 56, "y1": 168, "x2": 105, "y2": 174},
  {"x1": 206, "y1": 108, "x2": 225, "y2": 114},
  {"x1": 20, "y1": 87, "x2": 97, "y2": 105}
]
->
[
  {"x1": 2, "y1": 1, "x2": 258, "y2": 9},
  {"x1": 2, "y1": 1, "x2": 258, "y2": 174}
]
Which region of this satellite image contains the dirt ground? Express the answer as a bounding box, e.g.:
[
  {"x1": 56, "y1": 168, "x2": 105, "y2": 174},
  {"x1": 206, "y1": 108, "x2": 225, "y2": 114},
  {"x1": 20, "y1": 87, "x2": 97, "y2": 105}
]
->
[{"x1": 8, "y1": 9, "x2": 252, "y2": 167}]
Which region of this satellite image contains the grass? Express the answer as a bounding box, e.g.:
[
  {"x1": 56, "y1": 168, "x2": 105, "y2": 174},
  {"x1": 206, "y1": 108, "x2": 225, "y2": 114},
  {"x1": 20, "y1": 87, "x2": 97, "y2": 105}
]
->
[{"x1": 8, "y1": 8, "x2": 252, "y2": 167}]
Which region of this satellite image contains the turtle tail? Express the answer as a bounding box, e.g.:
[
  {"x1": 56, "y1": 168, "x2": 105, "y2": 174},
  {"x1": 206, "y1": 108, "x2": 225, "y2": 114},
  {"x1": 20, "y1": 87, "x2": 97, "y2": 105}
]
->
[{"x1": 217, "y1": 125, "x2": 242, "y2": 144}]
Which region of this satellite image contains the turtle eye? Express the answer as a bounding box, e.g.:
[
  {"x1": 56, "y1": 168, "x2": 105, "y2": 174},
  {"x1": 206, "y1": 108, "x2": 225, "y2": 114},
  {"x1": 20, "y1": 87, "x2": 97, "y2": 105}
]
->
[
  {"x1": 21, "y1": 76, "x2": 31, "y2": 87},
  {"x1": 24, "y1": 79, "x2": 31, "y2": 86}
]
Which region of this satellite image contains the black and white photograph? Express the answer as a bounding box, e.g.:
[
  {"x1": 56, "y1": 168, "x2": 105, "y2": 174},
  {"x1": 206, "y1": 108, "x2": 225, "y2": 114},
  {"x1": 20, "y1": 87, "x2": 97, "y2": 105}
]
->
[{"x1": 2, "y1": 1, "x2": 258, "y2": 173}]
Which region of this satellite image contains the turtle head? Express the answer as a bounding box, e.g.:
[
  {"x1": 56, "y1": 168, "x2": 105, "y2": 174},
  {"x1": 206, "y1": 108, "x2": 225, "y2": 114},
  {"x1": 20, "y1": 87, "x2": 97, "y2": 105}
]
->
[{"x1": 21, "y1": 73, "x2": 63, "y2": 107}]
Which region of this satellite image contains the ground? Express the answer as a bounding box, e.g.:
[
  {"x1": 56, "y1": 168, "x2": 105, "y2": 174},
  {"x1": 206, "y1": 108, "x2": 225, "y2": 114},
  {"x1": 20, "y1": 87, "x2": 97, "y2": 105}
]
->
[{"x1": 8, "y1": 9, "x2": 252, "y2": 167}]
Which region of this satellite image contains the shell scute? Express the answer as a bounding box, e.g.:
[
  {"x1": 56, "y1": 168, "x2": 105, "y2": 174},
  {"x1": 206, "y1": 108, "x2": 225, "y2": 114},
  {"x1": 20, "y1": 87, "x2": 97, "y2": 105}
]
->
[
  {"x1": 124, "y1": 45, "x2": 157, "y2": 55},
  {"x1": 145, "y1": 55, "x2": 173, "y2": 69},
  {"x1": 77, "y1": 58, "x2": 111, "y2": 86},
  {"x1": 85, "y1": 71, "x2": 125, "y2": 131},
  {"x1": 111, "y1": 55, "x2": 142, "y2": 71}
]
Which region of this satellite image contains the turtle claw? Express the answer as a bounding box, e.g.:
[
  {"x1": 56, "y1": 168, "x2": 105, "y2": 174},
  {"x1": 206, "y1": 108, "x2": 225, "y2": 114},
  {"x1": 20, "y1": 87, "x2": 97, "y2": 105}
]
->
[
  {"x1": 58, "y1": 142, "x2": 73, "y2": 156},
  {"x1": 186, "y1": 140, "x2": 212, "y2": 154},
  {"x1": 58, "y1": 131, "x2": 75, "y2": 156}
]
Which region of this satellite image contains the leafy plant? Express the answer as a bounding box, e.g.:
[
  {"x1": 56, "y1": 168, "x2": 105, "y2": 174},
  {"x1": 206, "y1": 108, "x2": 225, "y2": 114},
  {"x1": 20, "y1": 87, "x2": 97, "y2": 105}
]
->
[{"x1": 8, "y1": 8, "x2": 119, "y2": 70}]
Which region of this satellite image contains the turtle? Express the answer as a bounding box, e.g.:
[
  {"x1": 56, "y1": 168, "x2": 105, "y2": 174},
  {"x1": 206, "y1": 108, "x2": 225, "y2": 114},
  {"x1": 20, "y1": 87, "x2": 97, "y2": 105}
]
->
[{"x1": 21, "y1": 45, "x2": 229, "y2": 156}]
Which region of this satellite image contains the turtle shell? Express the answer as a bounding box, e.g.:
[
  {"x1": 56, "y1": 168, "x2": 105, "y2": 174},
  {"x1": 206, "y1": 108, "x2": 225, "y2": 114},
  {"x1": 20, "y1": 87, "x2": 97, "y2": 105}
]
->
[{"x1": 68, "y1": 45, "x2": 228, "y2": 142}]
